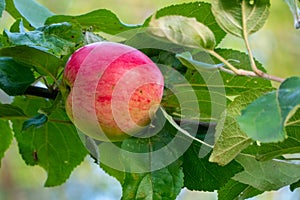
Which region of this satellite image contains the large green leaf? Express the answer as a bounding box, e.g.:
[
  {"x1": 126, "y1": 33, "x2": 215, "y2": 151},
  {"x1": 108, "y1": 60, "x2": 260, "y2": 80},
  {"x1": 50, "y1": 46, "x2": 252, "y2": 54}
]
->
[
  {"x1": 0, "y1": 46, "x2": 62, "y2": 76},
  {"x1": 183, "y1": 141, "x2": 243, "y2": 191},
  {"x1": 148, "y1": 15, "x2": 216, "y2": 49},
  {"x1": 6, "y1": 0, "x2": 53, "y2": 28},
  {"x1": 238, "y1": 77, "x2": 300, "y2": 143},
  {"x1": 146, "y1": 2, "x2": 226, "y2": 46},
  {"x1": 99, "y1": 114, "x2": 187, "y2": 199},
  {"x1": 218, "y1": 179, "x2": 262, "y2": 200},
  {"x1": 0, "y1": 120, "x2": 13, "y2": 166},
  {"x1": 45, "y1": 9, "x2": 138, "y2": 35},
  {"x1": 0, "y1": 57, "x2": 35, "y2": 96},
  {"x1": 122, "y1": 160, "x2": 183, "y2": 200},
  {"x1": 240, "y1": 109, "x2": 300, "y2": 161},
  {"x1": 4, "y1": 22, "x2": 81, "y2": 57},
  {"x1": 209, "y1": 90, "x2": 269, "y2": 166},
  {"x1": 11, "y1": 97, "x2": 88, "y2": 186},
  {"x1": 212, "y1": 0, "x2": 270, "y2": 37},
  {"x1": 233, "y1": 154, "x2": 300, "y2": 191}
]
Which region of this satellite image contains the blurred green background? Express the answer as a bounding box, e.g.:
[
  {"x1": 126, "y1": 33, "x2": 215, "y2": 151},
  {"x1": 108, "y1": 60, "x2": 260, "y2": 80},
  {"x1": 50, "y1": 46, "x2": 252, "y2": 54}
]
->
[{"x1": 1, "y1": 0, "x2": 300, "y2": 199}]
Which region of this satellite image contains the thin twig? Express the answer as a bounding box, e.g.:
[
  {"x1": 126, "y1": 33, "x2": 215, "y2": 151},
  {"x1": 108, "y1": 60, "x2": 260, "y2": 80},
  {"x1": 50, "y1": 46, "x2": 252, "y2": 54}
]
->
[{"x1": 241, "y1": 1, "x2": 285, "y2": 83}]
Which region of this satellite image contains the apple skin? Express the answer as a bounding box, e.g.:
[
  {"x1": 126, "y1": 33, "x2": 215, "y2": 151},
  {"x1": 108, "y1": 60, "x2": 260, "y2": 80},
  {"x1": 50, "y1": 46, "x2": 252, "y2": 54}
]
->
[{"x1": 64, "y1": 42, "x2": 164, "y2": 141}]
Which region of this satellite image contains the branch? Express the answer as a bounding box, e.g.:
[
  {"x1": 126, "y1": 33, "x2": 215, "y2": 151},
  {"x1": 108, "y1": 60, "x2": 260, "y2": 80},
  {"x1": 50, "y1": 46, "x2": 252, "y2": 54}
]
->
[{"x1": 23, "y1": 86, "x2": 58, "y2": 99}]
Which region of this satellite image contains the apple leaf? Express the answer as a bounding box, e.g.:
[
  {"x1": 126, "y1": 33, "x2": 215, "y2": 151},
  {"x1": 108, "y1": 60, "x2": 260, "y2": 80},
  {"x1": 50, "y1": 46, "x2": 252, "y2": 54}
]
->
[
  {"x1": 0, "y1": 0, "x2": 5, "y2": 17},
  {"x1": 0, "y1": 57, "x2": 35, "y2": 96},
  {"x1": 146, "y1": 2, "x2": 226, "y2": 46},
  {"x1": 239, "y1": 109, "x2": 300, "y2": 161},
  {"x1": 99, "y1": 111, "x2": 188, "y2": 199},
  {"x1": 238, "y1": 76, "x2": 300, "y2": 143},
  {"x1": 211, "y1": 0, "x2": 270, "y2": 37},
  {"x1": 122, "y1": 160, "x2": 183, "y2": 200},
  {"x1": 183, "y1": 141, "x2": 243, "y2": 192},
  {"x1": 0, "y1": 46, "x2": 62, "y2": 76},
  {"x1": 45, "y1": 9, "x2": 138, "y2": 35},
  {"x1": 11, "y1": 97, "x2": 88, "y2": 187},
  {"x1": 209, "y1": 89, "x2": 269, "y2": 166},
  {"x1": 6, "y1": 0, "x2": 53, "y2": 28},
  {"x1": 176, "y1": 51, "x2": 225, "y2": 71},
  {"x1": 4, "y1": 22, "x2": 80, "y2": 57},
  {"x1": 283, "y1": 0, "x2": 300, "y2": 28},
  {"x1": 233, "y1": 154, "x2": 300, "y2": 191},
  {"x1": 148, "y1": 15, "x2": 216, "y2": 49},
  {"x1": 0, "y1": 120, "x2": 13, "y2": 166},
  {"x1": 218, "y1": 179, "x2": 263, "y2": 200},
  {"x1": 0, "y1": 103, "x2": 27, "y2": 118}
]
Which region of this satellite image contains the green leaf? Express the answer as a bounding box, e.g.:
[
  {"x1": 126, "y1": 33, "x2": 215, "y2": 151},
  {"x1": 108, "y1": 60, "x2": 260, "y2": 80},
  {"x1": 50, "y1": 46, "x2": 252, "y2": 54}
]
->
[
  {"x1": 99, "y1": 113, "x2": 186, "y2": 199},
  {"x1": 212, "y1": 0, "x2": 270, "y2": 37},
  {"x1": 0, "y1": 0, "x2": 5, "y2": 17},
  {"x1": 209, "y1": 90, "x2": 269, "y2": 166},
  {"x1": 0, "y1": 103, "x2": 26, "y2": 118},
  {"x1": 45, "y1": 9, "x2": 137, "y2": 35},
  {"x1": 5, "y1": 0, "x2": 32, "y2": 29},
  {"x1": 146, "y1": 2, "x2": 226, "y2": 46},
  {"x1": 0, "y1": 120, "x2": 13, "y2": 166},
  {"x1": 233, "y1": 154, "x2": 300, "y2": 191},
  {"x1": 283, "y1": 0, "x2": 300, "y2": 28},
  {"x1": 122, "y1": 161, "x2": 183, "y2": 200},
  {"x1": 148, "y1": 15, "x2": 216, "y2": 49},
  {"x1": 4, "y1": 22, "x2": 79, "y2": 57},
  {"x1": 0, "y1": 46, "x2": 62, "y2": 76},
  {"x1": 7, "y1": 0, "x2": 53, "y2": 28},
  {"x1": 239, "y1": 109, "x2": 300, "y2": 161},
  {"x1": 238, "y1": 77, "x2": 300, "y2": 143},
  {"x1": 176, "y1": 51, "x2": 225, "y2": 71},
  {"x1": 218, "y1": 179, "x2": 263, "y2": 200},
  {"x1": 0, "y1": 57, "x2": 35, "y2": 96},
  {"x1": 183, "y1": 141, "x2": 243, "y2": 191},
  {"x1": 38, "y1": 22, "x2": 84, "y2": 45},
  {"x1": 12, "y1": 97, "x2": 88, "y2": 186}
]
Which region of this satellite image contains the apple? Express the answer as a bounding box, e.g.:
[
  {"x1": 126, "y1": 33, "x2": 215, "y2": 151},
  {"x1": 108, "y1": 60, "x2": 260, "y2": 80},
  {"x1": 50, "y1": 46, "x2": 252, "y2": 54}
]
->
[{"x1": 63, "y1": 42, "x2": 164, "y2": 141}]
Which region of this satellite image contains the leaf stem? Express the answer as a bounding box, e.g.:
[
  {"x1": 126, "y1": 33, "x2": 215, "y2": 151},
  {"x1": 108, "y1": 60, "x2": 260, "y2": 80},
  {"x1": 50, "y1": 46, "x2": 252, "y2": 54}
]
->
[
  {"x1": 241, "y1": 1, "x2": 285, "y2": 83},
  {"x1": 207, "y1": 50, "x2": 285, "y2": 82}
]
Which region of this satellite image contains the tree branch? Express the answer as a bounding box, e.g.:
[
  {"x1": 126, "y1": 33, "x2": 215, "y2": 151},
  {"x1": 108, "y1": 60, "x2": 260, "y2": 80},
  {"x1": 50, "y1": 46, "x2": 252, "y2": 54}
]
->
[{"x1": 24, "y1": 86, "x2": 58, "y2": 99}]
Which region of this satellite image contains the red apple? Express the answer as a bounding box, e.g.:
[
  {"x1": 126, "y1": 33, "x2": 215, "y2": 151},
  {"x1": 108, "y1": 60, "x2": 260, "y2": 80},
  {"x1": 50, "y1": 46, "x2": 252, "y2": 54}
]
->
[{"x1": 63, "y1": 42, "x2": 164, "y2": 141}]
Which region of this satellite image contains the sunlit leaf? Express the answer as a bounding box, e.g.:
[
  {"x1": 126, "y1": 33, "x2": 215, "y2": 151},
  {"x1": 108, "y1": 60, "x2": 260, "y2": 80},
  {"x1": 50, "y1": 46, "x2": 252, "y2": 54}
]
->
[
  {"x1": 238, "y1": 77, "x2": 300, "y2": 143},
  {"x1": 233, "y1": 154, "x2": 300, "y2": 191},
  {"x1": 209, "y1": 90, "x2": 269, "y2": 166},
  {"x1": 218, "y1": 179, "x2": 262, "y2": 200},
  {"x1": 6, "y1": 0, "x2": 52, "y2": 28},
  {"x1": 0, "y1": 46, "x2": 62, "y2": 76},
  {"x1": 45, "y1": 9, "x2": 138, "y2": 35},
  {"x1": 212, "y1": 0, "x2": 270, "y2": 37},
  {"x1": 4, "y1": 22, "x2": 79, "y2": 57},
  {"x1": 176, "y1": 51, "x2": 224, "y2": 71},
  {"x1": 149, "y1": 15, "x2": 216, "y2": 49},
  {"x1": 146, "y1": 2, "x2": 226, "y2": 45}
]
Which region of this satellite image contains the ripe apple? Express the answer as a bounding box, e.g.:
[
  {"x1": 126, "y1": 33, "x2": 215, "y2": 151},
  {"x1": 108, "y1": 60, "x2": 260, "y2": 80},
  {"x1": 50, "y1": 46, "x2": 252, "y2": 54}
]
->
[{"x1": 63, "y1": 42, "x2": 164, "y2": 141}]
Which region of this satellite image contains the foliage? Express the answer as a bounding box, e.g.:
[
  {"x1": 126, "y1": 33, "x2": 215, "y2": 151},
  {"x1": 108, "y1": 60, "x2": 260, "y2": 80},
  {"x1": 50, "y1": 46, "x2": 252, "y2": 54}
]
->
[{"x1": 0, "y1": 0, "x2": 300, "y2": 199}]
